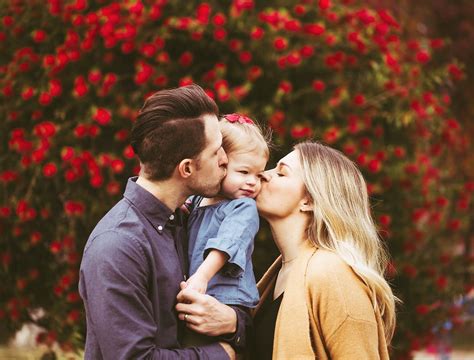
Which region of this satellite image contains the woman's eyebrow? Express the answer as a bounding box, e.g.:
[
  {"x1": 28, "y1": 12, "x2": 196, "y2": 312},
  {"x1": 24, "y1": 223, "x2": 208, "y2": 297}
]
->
[{"x1": 278, "y1": 162, "x2": 291, "y2": 170}]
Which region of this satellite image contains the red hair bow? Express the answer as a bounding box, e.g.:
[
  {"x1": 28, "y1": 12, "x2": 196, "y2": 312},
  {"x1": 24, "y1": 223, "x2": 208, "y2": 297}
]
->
[{"x1": 223, "y1": 113, "x2": 254, "y2": 125}]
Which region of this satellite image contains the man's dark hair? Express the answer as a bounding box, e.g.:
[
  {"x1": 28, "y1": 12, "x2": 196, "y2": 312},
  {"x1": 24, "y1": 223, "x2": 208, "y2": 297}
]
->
[{"x1": 130, "y1": 84, "x2": 219, "y2": 181}]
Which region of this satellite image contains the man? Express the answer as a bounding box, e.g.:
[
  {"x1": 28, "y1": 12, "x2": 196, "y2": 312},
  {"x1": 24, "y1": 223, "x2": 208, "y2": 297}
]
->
[{"x1": 79, "y1": 85, "x2": 250, "y2": 359}]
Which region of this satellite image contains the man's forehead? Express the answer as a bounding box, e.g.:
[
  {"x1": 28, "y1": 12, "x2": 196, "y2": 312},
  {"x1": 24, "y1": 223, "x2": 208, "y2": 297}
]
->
[{"x1": 202, "y1": 114, "x2": 221, "y2": 146}]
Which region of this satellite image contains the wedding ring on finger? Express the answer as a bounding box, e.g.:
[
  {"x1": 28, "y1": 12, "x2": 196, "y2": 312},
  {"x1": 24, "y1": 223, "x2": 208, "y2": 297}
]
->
[{"x1": 184, "y1": 314, "x2": 189, "y2": 321}]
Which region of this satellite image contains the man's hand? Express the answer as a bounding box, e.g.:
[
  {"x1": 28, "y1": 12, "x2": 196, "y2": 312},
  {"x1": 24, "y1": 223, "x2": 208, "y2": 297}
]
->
[
  {"x1": 219, "y1": 342, "x2": 235, "y2": 360},
  {"x1": 176, "y1": 282, "x2": 237, "y2": 336}
]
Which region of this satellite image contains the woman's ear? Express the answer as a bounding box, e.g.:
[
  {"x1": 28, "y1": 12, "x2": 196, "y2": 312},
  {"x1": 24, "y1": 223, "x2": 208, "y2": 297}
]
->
[
  {"x1": 177, "y1": 158, "x2": 193, "y2": 179},
  {"x1": 299, "y1": 198, "x2": 313, "y2": 212}
]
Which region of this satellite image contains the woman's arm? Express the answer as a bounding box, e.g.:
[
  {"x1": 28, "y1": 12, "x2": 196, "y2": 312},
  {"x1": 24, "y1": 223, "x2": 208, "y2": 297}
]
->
[{"x1": 308, "y1": 252, "x2": 385, "y2": 359}]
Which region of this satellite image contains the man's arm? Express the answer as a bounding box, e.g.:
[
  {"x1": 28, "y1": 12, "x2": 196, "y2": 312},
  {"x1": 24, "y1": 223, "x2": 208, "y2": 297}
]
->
[
  {"x1": 79, "y1": 231, "x2": 230, "y2": 359},
  {"x1": 176, "y1": 285, "x2": 252, "y2": 353}
]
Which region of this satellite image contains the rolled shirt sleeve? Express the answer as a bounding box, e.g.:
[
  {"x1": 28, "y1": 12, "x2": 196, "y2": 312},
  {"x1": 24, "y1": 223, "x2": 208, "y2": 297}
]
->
[{"x1": 203, "y1": 198, "x2": 259, "y2": 278}]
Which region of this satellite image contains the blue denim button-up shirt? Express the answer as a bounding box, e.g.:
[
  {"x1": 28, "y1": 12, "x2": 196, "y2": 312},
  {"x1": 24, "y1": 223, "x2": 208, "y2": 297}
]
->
[
  {"x1": 79, "y1": 177, "x2": 249, "y2": 359},
  {"x1": 188, "y1": 197, "x2": 260, "y2": 308}
]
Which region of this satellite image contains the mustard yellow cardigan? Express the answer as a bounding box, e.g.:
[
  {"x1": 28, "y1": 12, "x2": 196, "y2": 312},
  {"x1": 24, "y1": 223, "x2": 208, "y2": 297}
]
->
[{"x1": 253, "y1": 241, "x2": 390, "y2": 359}]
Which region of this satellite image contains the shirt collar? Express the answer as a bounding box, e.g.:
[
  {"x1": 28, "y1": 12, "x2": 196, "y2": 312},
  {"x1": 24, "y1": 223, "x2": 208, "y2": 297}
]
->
[{"x1": 123, "y1": 177, "x2": 178, "y2": 231}]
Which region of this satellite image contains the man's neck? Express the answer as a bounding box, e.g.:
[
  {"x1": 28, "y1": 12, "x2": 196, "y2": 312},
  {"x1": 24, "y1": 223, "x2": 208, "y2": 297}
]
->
[{"x1": 136, "y1": 176, "x2": 186, "y2": 211}]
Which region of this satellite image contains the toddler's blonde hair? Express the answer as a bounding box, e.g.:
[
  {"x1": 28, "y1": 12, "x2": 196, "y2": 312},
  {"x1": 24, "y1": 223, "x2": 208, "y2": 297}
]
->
[{"x1": 219, "y1": 114, "x2": 270, "y2": 158}]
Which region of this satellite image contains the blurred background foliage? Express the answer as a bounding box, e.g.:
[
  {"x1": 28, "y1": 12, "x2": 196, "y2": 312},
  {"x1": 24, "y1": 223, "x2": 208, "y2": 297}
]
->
[{"x1": 0, "y1": 0, "x2": 472, "y2": 358}]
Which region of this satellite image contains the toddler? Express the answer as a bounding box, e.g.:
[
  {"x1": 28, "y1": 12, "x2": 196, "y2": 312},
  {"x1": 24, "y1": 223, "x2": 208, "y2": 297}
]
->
[{"x1": 183, "y1": 113, "x2": 269, "y2": 345}]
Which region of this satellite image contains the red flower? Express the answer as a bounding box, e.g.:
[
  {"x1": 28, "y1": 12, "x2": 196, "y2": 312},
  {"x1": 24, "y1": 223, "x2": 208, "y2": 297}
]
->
[
  {"x1": 250, "y1": 27, "x2": 264, "y2": 40},
  {"x1": 430, "y1": 38, "x2": 444, "y2": 49},
  {"x1": 278, "y1": 80, "x2": 292, "y2": 94},
  {"x1": 239, "y1": 51, "x2": 252, "y2": 64},
  {"x1": 323, "y1": 127, "x2": 340, "y2": 144},
  {"x1": 448, "y1": 64, "x2": 463, "y2": 80},
  {"x1": 213, "y1": 28, "x2": 227, "y2": 41},
  {"x1": 303, "y1": 24, "x2": 325, "y2": 36},
  {"x1": 379, "y1": 214, "x2": 391, "y2": 227},
  {"x1": 0, "y1": 206, "x2": 11, "y2": 217},
  {"x1": 294, "y1": 5, "x2": 306, "y2": 16},
  {"x1": 318, "y1": 0, "x2": 331, "y2": 11},
  {"x1": 88, "y1": 69, "x2": 102, "y2": 84},
  {"x1": 393, "y1": 147, "x2": 406, "y2": 158},
  {"x1": 273, "y1": 37, "x2": 288, "y2": 51},
  {"x1": 290, "y1": 125, "x2": 312, "y2": 139},
  {"x1": 64, "y1": 201, "x2": 85, "y2": 216},
  {"x1": 21, "y1": 87, "x2": 34, "y2": 101},
  {"x1": 415, "y1": 304, "x2": 430, "y2": 315},
  {"x1": 39, "y1": 92, "x2": 52, "y2": 106},
  {"x1": 300, "y1": 45, "x2": 314, "y2": 58},
  {"x1": 247, "y1": 66, "x2": 262, "y2": 81},
  {"x1": 353, "y1": 94, "x2": 366, "y2": 106},
  {"x1": 107, "y1": 181, "x2": 121, "y2": 195},
  {"x1": 212, "y1": 13, "x2": 226, "y2": 26},
  {"x1": 73, "y1": 76, "x2": 88, "y2": 97},
  {"x1": 90, "y1": 174, "x2": 104, "y2": 188},
  {"x1": 312, "y1": 80, "x2": 326, "y2": 92},
  {"x1": 32, "y1": 29, "x2": 47, "y2": 43},
  {"x1": 436, "y1": 276, "x2": 448, "y2": 291},
  {"x1": 93, "y1": 108, "x2": 112, "y2": 126},
  {"x1": 416, "y1": 50, "x2": 430, "y2": 64},
  {"x1": 447, "y1": 219, "x2": 461, "y2": 231},
  {"x1": 111, "y1": 159, "x2": 125, "y2": 173},
  {"x1": 42, "y1": 163, "x2": 57, "y2": 177},
  {"x1": 223, "y1": 113, "x2": 254, "y2": 125},
  {"x1": 368, "y1": 159, "x2": 381, "y2": 173}
]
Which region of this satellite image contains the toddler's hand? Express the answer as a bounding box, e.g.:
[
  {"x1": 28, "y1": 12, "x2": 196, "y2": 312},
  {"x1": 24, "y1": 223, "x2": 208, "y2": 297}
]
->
[{"x1": 185, "y1": 273, "x2": 208, "y2": 294}]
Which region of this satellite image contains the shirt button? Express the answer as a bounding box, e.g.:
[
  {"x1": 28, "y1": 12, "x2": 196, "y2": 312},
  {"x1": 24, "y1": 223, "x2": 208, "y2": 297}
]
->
[
  {"x1": 157, "y1": 225, "x2": 163, "y2": 231},
  {"x1": 236, "y1": 337, "x2": 240, "y2": 343},
  {"x1": 169, "y1": 214, "x2": 175, "y2": 220}
]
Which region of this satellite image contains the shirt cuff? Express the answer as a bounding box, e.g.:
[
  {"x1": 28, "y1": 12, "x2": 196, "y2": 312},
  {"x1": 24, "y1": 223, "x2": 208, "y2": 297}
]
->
[{"x1": 218, "y1": 305, "x2": 252, "y2": 353}]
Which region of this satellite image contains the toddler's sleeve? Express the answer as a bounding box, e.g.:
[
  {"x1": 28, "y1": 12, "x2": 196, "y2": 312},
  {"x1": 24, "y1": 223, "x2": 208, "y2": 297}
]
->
[{"x1": 204, "y1": 198, "x2": 259, "y2": 277}]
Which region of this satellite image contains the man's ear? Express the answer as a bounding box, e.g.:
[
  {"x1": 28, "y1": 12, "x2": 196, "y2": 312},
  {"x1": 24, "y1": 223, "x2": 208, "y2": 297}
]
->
[
  {"x1": 177, "y1": 158, "x2": 194, "y2": 179},
  {"x1": 299, "y1": 198, "x2": 313, "y2": 212}
]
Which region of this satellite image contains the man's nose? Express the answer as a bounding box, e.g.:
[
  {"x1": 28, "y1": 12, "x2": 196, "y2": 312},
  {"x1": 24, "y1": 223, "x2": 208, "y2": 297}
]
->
[{"x1": 218, "y1": 148, "x2": 228, "y2": 167}]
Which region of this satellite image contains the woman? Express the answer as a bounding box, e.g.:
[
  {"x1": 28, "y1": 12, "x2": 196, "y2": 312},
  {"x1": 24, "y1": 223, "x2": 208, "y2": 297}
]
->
[{"x1": 251, "y1": 141, "x2": 397, "y2": 359}]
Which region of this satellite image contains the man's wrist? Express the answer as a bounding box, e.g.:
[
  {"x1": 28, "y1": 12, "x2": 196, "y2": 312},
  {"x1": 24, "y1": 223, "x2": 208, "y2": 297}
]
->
[
  {"x1": 224, "y1": 305, "x2": 237, "y2": 334},
  {"x1": 219, "y1": 305, "x2": 250, "y2": 352}
]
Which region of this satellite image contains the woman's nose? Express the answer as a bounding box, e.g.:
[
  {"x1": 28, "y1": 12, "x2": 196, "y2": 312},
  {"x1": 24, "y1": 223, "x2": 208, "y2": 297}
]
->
[{"x1": 260, "y1": 171, "x2": 272, "y2": 182}]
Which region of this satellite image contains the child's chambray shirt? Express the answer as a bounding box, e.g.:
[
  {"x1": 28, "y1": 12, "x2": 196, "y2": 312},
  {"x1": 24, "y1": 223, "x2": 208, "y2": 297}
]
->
[{"x1": 187, "y1": 196, "x2": 260, "y2": 308}]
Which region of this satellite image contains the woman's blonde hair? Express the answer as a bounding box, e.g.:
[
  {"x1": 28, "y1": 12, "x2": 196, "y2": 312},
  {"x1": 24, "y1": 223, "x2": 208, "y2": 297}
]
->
[
  {"x1": 219, "y1": 114, "x2": 270, "y2": 158},
  {"x1": 295, "y1": 141, "x2": 397, "y2": 343}
]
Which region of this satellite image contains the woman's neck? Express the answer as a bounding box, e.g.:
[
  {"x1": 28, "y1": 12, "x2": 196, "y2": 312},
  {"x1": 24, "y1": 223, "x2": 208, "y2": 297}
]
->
[{"x1": 268, "y1": 214, "x2": 309, "y2": 263}]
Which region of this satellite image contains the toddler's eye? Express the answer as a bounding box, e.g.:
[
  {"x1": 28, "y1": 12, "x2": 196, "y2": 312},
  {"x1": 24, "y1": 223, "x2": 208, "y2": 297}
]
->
[
  {"x1": 277, "y1": 173, "x2": 284, "y2": 177},
  {"x1": 239, "y1": 170, "x2": 248, "y2": 174}
]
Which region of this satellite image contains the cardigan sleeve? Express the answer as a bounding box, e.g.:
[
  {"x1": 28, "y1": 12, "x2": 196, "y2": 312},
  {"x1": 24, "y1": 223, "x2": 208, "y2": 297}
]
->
[{"x1": 307, "y1": 252, "x2": 382, "y2": 359}]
